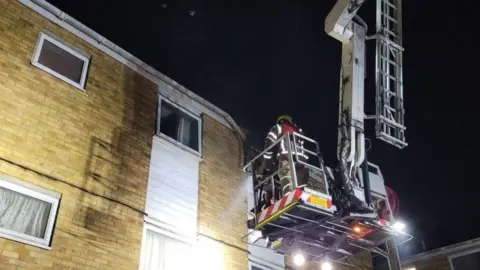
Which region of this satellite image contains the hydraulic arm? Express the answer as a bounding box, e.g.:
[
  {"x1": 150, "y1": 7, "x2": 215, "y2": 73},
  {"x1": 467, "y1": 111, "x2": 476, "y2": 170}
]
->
[
  {"x1": 325, "y1": 0, "x2": 369, "y2": 209},
  {"x1": 325, "y1": 0, "x2": 407, "y2": 269}
]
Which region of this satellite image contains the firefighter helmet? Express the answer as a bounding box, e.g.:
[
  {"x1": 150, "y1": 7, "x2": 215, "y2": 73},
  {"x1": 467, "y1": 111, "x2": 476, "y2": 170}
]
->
[{"x1": 277, "y1": 115, "x2": 293, "y2": 124}]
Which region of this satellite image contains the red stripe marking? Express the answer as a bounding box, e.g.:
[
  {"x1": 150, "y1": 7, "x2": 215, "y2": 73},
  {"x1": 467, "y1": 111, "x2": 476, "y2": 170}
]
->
[
  {"x1": 327, "y1": 200, "x2": 332, "y2": 208},
  {"x1": 278, "y1": 196, "x2": 287, "y2": 210},
  {"x1": 265, "y1": 204, "x2": 274, "y2": 219},
  {"x1": 257, "y1": 189, "x2": 303, "y2": 222}
]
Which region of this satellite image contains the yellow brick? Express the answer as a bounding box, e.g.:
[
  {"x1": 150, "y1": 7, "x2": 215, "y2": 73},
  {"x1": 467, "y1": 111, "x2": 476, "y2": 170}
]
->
[
  {"x1": 198, "y1": 115, "x2": 248, "y2": 269},
  {"x1": 0, "y1": 0, "x2": 154, "y2": 269},
  {"x1": 8, "y1": 258, "x2": 28, "y2": 266},
  {"x1": 2, "y1": 250, "x2": 19, "y2": 259}
]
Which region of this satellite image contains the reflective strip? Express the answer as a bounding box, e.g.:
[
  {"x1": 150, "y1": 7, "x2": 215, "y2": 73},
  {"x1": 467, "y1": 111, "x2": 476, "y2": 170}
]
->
[
  {"x1": 267, "y1": 132, "x2": 278, "y2": 140},
  {"x1": 278, "y1": 151, "x2": 308, "y2": 159},
  {"x1": 256, "y1": 189, "x2": 302, "y2": 226},
  {"x1": 282, "y1": 183, "x2": 292, "y2": 193},
  {"x1": 263, "y1": 154, "x2": 272, "y2": 159}
]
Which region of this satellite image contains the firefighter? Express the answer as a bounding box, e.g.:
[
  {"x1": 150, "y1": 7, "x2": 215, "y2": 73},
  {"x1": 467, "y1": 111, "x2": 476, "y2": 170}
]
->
[
  {"x1": 247, "y1": 115, "x2": 309, "y2": 231},
  {"x1": 256, "y1": 115, "x2": 310, "y2": 195}
]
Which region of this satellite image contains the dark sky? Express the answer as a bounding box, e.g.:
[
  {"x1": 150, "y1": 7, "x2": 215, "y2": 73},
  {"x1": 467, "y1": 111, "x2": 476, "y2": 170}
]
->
[{"x1": 47, "y1": 0, "x2": 478, "y2": 255}]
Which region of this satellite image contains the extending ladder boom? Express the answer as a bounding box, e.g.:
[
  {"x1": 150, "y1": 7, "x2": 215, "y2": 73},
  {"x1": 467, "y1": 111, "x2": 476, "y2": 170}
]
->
[{"x1": 371, "y1": 0, "x2": 407, "y2": 149}]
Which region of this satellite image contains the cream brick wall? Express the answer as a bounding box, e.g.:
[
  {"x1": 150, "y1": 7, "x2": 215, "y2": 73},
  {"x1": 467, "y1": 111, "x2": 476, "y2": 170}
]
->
[
  {"x1": 0, "y1": 0, "x2": 157, "y2": 269},
  {"x1": 198, "y1": 115, "x2": 248, "y2": 270}
]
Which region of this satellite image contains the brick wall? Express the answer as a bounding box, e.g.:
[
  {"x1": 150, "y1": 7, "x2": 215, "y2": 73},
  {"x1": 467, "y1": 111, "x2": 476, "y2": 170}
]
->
[
  {"x1": 198, "y1": 115, "x2": 248, "y2": 270},
  {"x1": 0, "y1": 0, "x2": 157, "y2": 269}
]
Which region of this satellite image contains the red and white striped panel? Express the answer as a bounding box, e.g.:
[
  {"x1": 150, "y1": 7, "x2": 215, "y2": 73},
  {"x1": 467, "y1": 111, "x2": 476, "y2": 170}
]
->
[{"x1": 256, "y1": 189, "x2": 303, "y2": 225}]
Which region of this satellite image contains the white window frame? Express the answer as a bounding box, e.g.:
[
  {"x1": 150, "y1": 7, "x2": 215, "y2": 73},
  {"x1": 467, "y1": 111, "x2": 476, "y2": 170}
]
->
[
  {"x1": 156, "y1": 95, "x2": 202, "y2": 156},
  {"x1": 31, "y1": 31, "x2": 90, "y2": 90},
  {"x1": 448, "y1": 247, "x2": 480, "y2": 270},
  {"x1": 0, "y1": 174, "x2": 60, "y2": 250}
]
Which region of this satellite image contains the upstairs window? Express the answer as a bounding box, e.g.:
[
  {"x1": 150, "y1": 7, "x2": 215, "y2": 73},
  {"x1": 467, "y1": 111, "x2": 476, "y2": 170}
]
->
[
  {"x1": 157, "y1": 98, "x2": 201, "y2": 153},
  {"x1": 0, "y1": 174, "x2": 60, "y2": 249},
  {"x1": 32, "y1": 32, "x2": 90, "y2": 90}
]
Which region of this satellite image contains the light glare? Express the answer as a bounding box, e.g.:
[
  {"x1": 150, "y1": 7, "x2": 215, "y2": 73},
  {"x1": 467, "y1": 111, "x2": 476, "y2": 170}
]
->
[
  {"x1": 392, "y1": 221, "x2": 406, "y2": 231},
  {"x1": 293, "y1": 253, "x2": 305, "y2": 266},
  {"x1": 321, "y1": 261, "x2": 333, "y2": 270}
]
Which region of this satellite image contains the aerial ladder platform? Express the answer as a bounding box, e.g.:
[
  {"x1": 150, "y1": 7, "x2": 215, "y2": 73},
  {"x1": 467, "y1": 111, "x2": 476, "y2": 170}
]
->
[
  {"x1": 243, "y1": 133, "x2": 411, "y2": 268},
  {"x1": 243, "y1": 0, "x2": 409, "y2": 268}
]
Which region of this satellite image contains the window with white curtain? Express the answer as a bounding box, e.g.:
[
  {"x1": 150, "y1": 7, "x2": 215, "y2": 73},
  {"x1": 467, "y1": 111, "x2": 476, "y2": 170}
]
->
[
  {"x1": 139, "y1": 225, "x2": 193, "y2": 270},
  {"x1": 0, "y1": 174, "x2": 60, "y2": 249}
]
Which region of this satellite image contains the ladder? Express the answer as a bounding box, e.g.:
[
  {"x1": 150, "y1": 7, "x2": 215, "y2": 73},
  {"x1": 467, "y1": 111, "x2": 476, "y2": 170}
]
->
[{"x1": 370, "y1": 0, "x2": 407, "y2": 149}]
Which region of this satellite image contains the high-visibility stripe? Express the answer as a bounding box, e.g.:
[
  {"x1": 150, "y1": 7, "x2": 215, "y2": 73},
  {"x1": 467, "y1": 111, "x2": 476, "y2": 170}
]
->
[
  {"x1": 267, "y1": 132, "x2": 278, "y2": 140},
  {"x1": 256, "y1": 189, "x2": 302, "y2": 228}
]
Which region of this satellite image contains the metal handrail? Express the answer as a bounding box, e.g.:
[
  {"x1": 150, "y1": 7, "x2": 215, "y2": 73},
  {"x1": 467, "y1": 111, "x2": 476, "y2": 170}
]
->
[
  {"x1": 243, "y1": 134, "x2": 287, "y2": 173},
  {"x1": 292, "y1": 132, "x2": 329, "y2": 196},
  {"x1": 245, "y1": 132, "x2": 330, "y2": 206}
]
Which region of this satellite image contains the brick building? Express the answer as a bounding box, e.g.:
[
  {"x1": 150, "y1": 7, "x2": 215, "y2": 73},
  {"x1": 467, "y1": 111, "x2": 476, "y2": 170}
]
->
[
  {"x1": 0, "y1": 0, "x2": 247, "y2": 269},
  {"x1": 0, "y1": 0, "x2": 378, "y2": 269}
]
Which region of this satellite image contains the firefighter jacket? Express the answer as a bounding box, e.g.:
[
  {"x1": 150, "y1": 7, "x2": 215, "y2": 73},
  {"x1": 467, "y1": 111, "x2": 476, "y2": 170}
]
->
[{"x1": 262, "y1": 123, "x2": 308, "y2": 163}]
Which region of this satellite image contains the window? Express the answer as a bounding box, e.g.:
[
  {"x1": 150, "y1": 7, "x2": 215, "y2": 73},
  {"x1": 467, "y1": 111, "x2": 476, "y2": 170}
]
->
[
  {"x1": 0, "y1": 174, "x2": 60, "y2": 249},
  {"x1": 449, "y1": 249, "x2": 480, "y2": 270},
  {"x1": 157, "y1": 98, "x2": 201, "y2": 153},
  {"x1": 32, "y1": 32, "x2": 90, "y2": 90},
  {"x1": 139, "y1": 226, "x2": 192, "y2": 270},
  {"x1": 249, "y1": 262, "x2": 271, "y2": 270}
]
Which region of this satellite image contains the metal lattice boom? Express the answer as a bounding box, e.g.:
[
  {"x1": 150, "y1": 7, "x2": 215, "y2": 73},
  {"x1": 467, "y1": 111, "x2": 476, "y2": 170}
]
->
[{"x1": 371, "y1": 0, "x2": 407, "y2": 149}]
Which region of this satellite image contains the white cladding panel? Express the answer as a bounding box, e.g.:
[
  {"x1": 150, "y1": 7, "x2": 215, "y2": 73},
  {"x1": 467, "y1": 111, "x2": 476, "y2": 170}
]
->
[
  {"x1": 245, "y1": 174, "x2": 286, "y2": 269},
  {"x1": 358, "y1": 167, "x2": 387, "y2": 197},
  {"x1": 145, "y1": 136, "x2": 199, "y2": 238}
]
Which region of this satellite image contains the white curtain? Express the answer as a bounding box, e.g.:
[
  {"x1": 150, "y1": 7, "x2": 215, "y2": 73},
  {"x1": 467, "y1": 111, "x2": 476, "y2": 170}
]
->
[
  {"x1": 140, "y1": 229, "x2": 192, "y2": 270},
  {"x1": 0, "y1": 187, "x2": 51, "y2": 238},
  {"x1": 178, "y1": 118, "x2": 191, "y2": 147}
]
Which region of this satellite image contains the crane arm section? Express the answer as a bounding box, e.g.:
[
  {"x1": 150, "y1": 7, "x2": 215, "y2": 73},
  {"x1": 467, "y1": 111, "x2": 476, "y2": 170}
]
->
[
  {"x1": 325, "y1": 0, "x2": 368, "y2": 185},
  {"x1": 325, "y1": 0, "x2": 365, "y2": 44}
]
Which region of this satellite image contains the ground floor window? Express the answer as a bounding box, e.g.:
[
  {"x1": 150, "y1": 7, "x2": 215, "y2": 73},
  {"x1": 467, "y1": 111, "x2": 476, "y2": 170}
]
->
[
  {"x1": 0, "y1": 174, "x2": 60, "y2": 249},
  {"x1": 139, "y1": 224, "x2": 193, "y2": 270}
]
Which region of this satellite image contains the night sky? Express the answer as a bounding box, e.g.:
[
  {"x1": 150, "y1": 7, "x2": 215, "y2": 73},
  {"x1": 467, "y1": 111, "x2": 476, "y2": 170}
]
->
[{"x1": 47, "y1": 0, "x2": 478, "y2": 255}]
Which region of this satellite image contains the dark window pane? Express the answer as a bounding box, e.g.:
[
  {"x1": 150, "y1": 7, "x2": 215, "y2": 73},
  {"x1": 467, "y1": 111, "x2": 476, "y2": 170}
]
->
[
  {"x1": 159, "y1": 101, "x2": 199, "y2": 151},
  {"x1": 38, "y1": 39, "x2": 85, "y2": 84},
  {"x1": 251, "y1": 266, "x2": 263, "y2": 270},
  {"x1": 452, "y1": 251, "x2": 480, "y2": 270}
]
